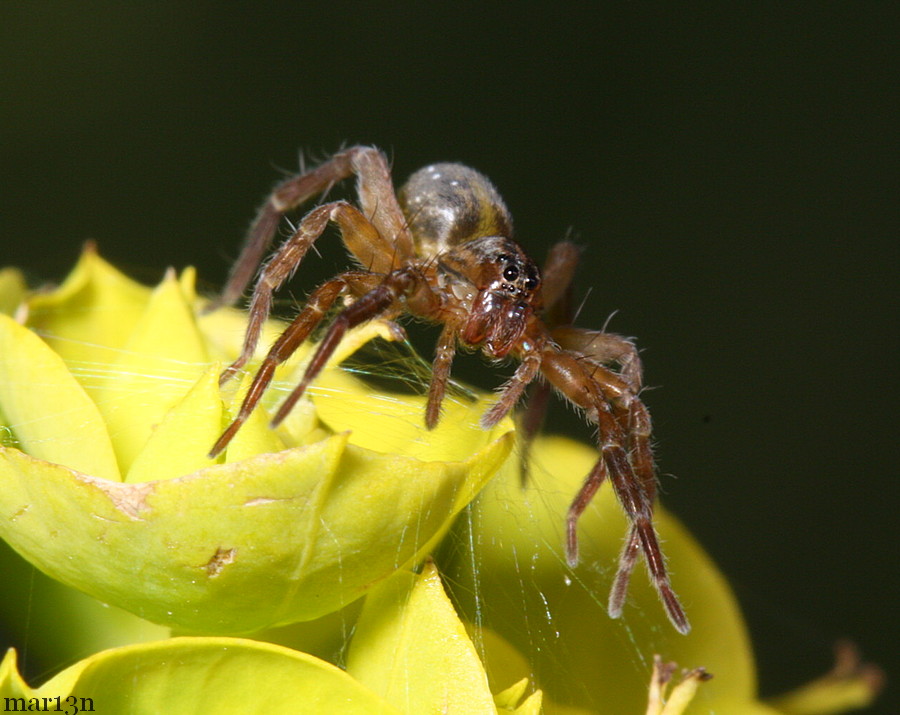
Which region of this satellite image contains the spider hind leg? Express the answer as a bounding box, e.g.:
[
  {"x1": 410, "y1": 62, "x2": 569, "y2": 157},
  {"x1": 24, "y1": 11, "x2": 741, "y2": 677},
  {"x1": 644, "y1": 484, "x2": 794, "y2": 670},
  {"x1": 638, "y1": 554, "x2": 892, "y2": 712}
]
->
[{"x1": 210, "y1": 145, "x2": 410, "y2": 311}]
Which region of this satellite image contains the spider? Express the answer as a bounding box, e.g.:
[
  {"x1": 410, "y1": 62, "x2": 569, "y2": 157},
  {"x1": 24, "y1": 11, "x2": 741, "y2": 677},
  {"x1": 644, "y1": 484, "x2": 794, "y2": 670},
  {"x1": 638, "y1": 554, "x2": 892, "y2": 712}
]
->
[{"x1": 207, "y1": 146, "x2": 690, "y2": 635}]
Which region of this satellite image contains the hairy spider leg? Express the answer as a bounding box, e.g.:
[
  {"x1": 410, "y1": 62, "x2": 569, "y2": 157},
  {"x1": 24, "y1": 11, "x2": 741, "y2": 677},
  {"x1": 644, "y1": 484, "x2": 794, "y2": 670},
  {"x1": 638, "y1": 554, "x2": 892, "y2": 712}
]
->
[
  {"x1": 591, "y1": 408, "x2": 687, "y2": 633},
  {"x1": 607, "y1": 399, "x2": 656, "y2": 620},
  {"x1": 539, "y1": 241, "x2": 581, "y2": 319},
  {"x1": 540, "y1": 347, "x2": 690, "y2": 634},
  {"x1": 270, "y1": 268, "x2": 422, "y2": 427},
  {"x1": 211, "y1": 146, "x2": 410, "y2": 311},
  {"x1": 518, "y1": 241, "x2": 581, "y2": 482},
  {"x1": 425, "y1": 323, "x2": 458, "y2": 429},
  {"x1": 480, "y1": 350, "x2": 544, "y2": 429},
  {"x1": 220, "y1": 201, "x2": 343, "y2": 383},
  {"x1": 220, "y1": 199, "x2": 404, "y2": 386},
  {"x1": 549, "y1": 326, "x2": 654, "y2": 618},
  {"x1": 209, "y1": 270, "x2": 374, "y2": 458}
]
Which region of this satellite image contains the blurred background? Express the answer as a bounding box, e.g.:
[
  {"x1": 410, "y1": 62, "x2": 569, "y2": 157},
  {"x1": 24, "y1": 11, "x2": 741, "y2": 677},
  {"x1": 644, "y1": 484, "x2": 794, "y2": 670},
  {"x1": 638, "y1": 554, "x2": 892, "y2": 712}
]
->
[{"x1": 1, "y1": 3, "x2": 895, "y2": 710}]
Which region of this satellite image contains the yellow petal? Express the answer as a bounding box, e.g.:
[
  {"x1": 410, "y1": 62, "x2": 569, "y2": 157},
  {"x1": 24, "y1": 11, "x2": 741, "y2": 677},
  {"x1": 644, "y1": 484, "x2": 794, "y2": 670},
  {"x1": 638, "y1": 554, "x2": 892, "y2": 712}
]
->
[
  {"x1": 0, "y1": 313, "x2": 119, "y2": 480},
  {"x1": 25, "y1": 245, "x2": 151, "y2": 368},
  {"x1": 347, "y1": 561, "x2": 498, "y2": 714},
  {"x1": 3, "y1": 638, "x2": 400, "y2": 714},
  {"x1": 93, "y1": 269, "x2": 209, "y2": 473},
  {"x1": 0, "y1": 423, "x2": 511, "y2": 633},
  {"x1": 0, "y1": 268, "x2": 27, "y2": 316},
  {"x1": 0, "y1": 649, "x2": 29, "y2": 700},
  {"x1": 125, "y1": 364, "x2": 224, "y2": 482}
]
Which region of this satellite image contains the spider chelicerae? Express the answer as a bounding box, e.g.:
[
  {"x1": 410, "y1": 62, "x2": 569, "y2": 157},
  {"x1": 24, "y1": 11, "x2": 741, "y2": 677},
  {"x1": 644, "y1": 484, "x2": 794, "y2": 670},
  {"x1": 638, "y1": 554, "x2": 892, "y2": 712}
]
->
[{"x1": 207, "y1": 146, "x2": 689, "y2": 635}]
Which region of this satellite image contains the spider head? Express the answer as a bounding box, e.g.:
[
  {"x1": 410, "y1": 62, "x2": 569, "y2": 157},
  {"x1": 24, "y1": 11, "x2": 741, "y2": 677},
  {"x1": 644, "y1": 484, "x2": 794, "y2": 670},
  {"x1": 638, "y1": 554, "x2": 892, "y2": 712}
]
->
[{"x1": 457, "y1": 237, "x2": 542, "y2": 358}]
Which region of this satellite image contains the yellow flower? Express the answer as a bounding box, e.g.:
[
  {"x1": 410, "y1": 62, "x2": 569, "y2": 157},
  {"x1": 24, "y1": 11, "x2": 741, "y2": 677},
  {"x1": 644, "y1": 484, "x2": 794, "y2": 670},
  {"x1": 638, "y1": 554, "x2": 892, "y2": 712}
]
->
[
  {"x1": 0, "y1": 247, "x2": 511, "y2": 634},
  {"x1": 0, "y1": 249, "x2": 881, "y2": 713}
]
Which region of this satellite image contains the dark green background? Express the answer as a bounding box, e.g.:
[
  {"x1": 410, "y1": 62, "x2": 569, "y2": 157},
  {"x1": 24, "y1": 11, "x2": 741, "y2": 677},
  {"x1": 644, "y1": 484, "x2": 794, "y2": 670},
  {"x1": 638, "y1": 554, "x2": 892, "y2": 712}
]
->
[{"x1": 2, "y1": 3, "x2": 895, "y2": 710}]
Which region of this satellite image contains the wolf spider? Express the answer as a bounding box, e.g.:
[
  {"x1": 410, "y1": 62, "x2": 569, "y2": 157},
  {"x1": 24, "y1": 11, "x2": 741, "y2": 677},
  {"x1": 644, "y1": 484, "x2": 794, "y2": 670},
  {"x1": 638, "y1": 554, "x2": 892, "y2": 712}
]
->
[{"x1": 207, "y1": 146, "x2": 690, "y2": 634}]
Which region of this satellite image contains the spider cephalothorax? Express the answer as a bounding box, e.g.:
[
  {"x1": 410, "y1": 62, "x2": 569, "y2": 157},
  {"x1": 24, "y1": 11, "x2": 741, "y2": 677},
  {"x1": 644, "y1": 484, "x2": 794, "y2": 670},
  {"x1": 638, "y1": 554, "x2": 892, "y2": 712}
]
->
[
  {"x1": 438, "y1": 235, "x2": 542, "y2": 358},
  {"x1": 208, "y1": 146, "x2": 690, "y2": 634}
]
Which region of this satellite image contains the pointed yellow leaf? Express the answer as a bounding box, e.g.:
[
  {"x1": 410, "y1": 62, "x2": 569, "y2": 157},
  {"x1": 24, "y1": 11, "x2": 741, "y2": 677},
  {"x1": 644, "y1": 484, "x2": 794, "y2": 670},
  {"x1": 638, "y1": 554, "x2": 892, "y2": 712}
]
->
[
  {"x1": 125, "y1": 365, "x2": 224, "y2": 482},
  {"x1": 26, "y1": 245, "x2": 151, "y2": 367},
  {"x1": 94, "y1": 269, "x2": 209, "y2": 473},
  {"x1": 0, "y1": 313, "x2": 119, "y2": 480},
  {"x1": 0, "y1": 268, "x2": 27, "y2": 316},
  {"x1": 25, "y1": 638, "x2": 401, "y2": 714},
  {"x1": 347, "y1": 562, "x2": 496, "y2": 714}
]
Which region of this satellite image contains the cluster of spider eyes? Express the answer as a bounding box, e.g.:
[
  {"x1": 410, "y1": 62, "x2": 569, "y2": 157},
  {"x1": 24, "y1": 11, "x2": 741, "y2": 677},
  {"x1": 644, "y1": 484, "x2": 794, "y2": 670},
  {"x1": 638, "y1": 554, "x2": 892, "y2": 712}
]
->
[{"x1": 496, "y1": 253, "x2": 539, "y2": 291}]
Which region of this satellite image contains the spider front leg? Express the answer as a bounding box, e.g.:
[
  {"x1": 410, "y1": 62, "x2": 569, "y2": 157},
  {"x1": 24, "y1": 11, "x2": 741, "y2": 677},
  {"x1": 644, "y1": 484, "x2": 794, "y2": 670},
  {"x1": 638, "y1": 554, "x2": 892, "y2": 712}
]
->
[
  {"x1": 541, "y1": 347, "x2": 690, "y2": 634},
  {"x1": 270, "y1": 268, "x2": 420, "y2": 427},
  {"x1": 550, "y1": 325, "x2": 655, "y2": 617},
  {"x1": 582, "y1": 403, "x2": 688, "y2": 634},
  {"x1": 518, "y1": 241, "x2": 581, "y2": 480},
  {"x1": 425, "y1": 323, "x2": 457, "y2": 430},
  {"x1": 209, "y1": 271, "x2": 374, "y2": 457},
  {"x1": 607, "y1": 399, "x2": 657, "y2": 619},
  {"x1": 551, "y1": 326, "x2": 644, "y2": 393}
]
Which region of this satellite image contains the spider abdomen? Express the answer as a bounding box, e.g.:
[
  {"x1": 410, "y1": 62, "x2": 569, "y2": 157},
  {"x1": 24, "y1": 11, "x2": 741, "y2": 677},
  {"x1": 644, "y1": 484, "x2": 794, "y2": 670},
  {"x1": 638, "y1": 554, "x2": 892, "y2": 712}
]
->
[{"x1": 398, "y1": 163, "x2": 514, "y2": 255}]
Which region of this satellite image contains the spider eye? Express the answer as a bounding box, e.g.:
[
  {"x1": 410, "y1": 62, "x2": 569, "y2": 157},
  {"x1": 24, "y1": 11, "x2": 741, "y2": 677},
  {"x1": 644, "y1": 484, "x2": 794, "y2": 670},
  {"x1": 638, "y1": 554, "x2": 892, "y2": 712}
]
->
[
  {"x1": 502, "y1": 265, "x2": 519, "y2": 281},
  {"x1": 524, "y1": 277, "x2": 538, "y2": 291}
]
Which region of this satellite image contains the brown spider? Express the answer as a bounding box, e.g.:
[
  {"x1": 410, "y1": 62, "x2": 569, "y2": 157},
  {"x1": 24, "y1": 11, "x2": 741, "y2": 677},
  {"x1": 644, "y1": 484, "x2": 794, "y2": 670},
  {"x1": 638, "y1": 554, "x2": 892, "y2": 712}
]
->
[{"x1": 207, "y1": 146, "x2": 690, "y2": 634}]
